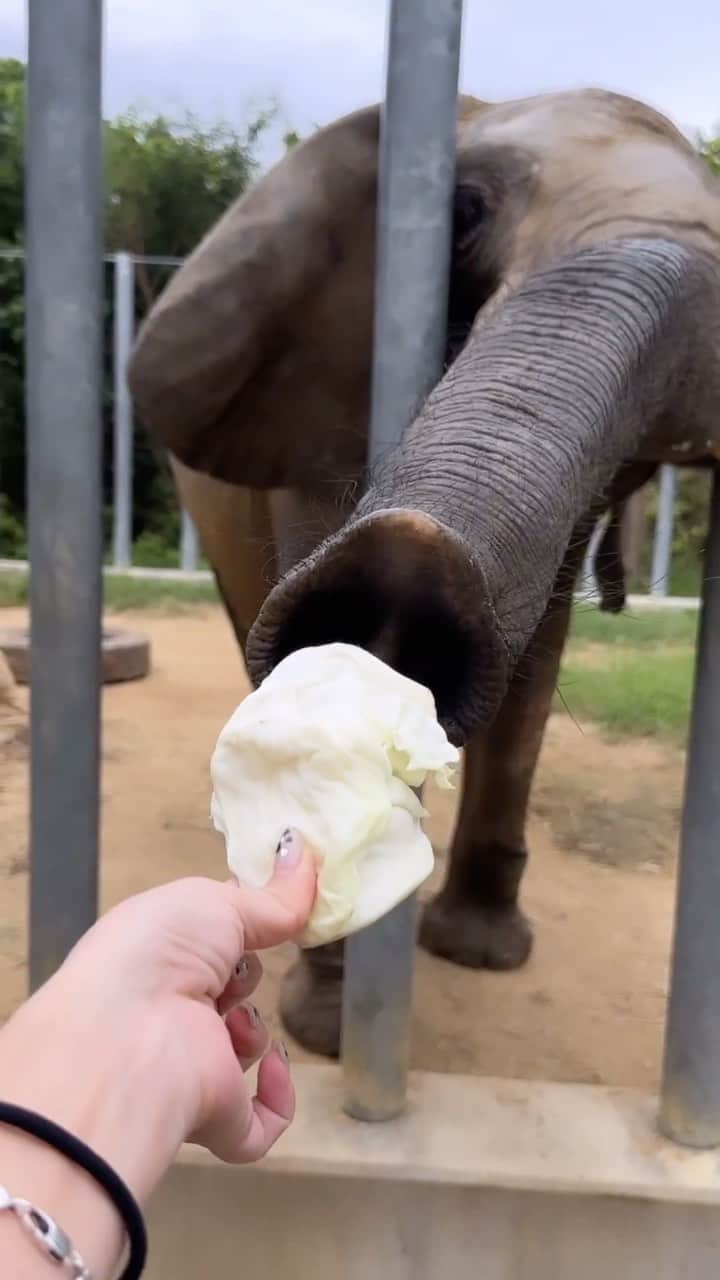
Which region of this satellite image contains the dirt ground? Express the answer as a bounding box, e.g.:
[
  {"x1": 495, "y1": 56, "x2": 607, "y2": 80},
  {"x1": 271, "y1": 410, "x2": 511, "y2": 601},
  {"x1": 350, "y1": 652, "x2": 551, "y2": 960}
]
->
[{"x1": 0, "y1": 605, "x2": 684, "y2": 1089}]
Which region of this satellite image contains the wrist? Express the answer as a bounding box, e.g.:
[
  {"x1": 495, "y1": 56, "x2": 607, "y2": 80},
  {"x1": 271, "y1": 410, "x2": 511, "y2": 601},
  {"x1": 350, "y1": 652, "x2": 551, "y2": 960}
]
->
[
  {"x1": 0, "y1": 1124, "x2": 124, "y2": 1279},
  {"x1": 0, "y1": 982, "x2": 184, "y2": 1206}
]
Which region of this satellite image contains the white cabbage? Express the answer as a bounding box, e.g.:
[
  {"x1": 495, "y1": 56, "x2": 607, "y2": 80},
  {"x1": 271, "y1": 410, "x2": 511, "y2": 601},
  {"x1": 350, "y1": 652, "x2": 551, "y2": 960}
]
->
[{"x1": 210, "y1": 642, "x2": 459, "y2": 947}]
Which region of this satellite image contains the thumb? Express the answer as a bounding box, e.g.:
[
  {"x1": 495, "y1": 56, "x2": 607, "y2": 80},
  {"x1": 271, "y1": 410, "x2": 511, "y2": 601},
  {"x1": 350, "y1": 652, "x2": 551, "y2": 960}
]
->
[{"x1": 226, "y1": 829, "x2": 319, "y2": 952}]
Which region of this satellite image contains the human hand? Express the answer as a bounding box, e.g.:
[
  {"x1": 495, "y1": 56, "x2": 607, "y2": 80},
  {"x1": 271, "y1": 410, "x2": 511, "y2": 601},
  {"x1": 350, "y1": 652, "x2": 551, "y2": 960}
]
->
[{"x1": 0, "y1": 829, "x2": 317, "y2": 1208}]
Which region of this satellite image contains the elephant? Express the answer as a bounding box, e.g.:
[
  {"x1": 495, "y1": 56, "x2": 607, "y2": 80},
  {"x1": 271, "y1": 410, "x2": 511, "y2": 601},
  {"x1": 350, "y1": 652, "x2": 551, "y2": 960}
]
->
[{"x1": 128, "y1": 87, "x2": 720, "y2": 1058}]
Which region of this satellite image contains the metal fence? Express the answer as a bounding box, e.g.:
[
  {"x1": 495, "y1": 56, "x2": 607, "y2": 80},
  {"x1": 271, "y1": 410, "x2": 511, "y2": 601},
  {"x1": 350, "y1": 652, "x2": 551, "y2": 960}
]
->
[
  {"x1": 19, "y1": 0, "x2": 720, "y2": 1148},
  {"x1": 579, "y1": 466, "x2": 680, "y2": 600},
  {"x1": 1, "y1": 244, "x2": 200, "y2": 572}
]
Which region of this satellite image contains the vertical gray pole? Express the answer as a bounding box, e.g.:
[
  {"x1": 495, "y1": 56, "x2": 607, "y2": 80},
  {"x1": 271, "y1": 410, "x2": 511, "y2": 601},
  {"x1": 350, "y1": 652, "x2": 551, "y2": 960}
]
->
[
  {"x1": 26, "y1": 0, "x2": 104, "y2": 990},
  {"x1": 660, "y1": 469, "x2": 720, "y2": 1147},
  {"x1": 112, "y1": 252, "x2": 135, "y2": 569},
  {"x1": 341, "y1": 0, "x2": 464, "y2": 1122},
  {"x1": 179, "y1": 509, "x2": 200, "y2": 572},
  {"x1": 581, "y1": 520, "x2": 604, "y2": 599},
  {"x1": 650, "y1": 465, "x2": 677, "y2": 598}
]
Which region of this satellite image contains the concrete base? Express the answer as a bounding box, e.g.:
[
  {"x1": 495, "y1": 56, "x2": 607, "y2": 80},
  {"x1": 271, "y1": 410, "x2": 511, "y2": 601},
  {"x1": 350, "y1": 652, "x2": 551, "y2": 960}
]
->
[{"x1": 147, "y1": 1066, "x2": 720, "y2": 1278}]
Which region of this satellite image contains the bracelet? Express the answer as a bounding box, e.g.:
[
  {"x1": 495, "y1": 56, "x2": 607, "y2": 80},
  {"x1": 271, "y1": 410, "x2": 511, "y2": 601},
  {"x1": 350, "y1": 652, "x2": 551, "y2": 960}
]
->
[
  {"x1": 0, "y1": 1103, "x2": 147, "y2": 1280},
  {"x1": 0, "y1": 1182, "x2": 93, "y2": 1277}
]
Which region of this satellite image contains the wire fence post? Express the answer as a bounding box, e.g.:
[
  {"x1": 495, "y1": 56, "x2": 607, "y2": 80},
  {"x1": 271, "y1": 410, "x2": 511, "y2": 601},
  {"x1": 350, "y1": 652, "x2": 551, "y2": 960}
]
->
[
  {"x1": 341, "y1": 0, "x2": 464, "y2": 1122},
  {"x1": 179, "y1": 509, "x2": 200, "y2": 572},
  {"x1": 580, "y1": 519, "x2": 604, "y2": 599},
  {"x1": 659, "y1": 468, "x2": 720, "y2": 1147},
  {"x1": 113, "y1": 252, "x2": 135, "y2": 569},
  {"x1": 650, "y1": 465, "x2": 677, "y2": 597},
  {"x1": 26, "y1": 0, "x2": 104, "y2": 990}
]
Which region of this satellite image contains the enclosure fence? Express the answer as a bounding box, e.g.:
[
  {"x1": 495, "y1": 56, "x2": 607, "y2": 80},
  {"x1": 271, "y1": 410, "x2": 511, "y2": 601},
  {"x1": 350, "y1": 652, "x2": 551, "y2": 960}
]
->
[{"x1": 19, "y1": 0, "x2": 720, "y2": 1145}]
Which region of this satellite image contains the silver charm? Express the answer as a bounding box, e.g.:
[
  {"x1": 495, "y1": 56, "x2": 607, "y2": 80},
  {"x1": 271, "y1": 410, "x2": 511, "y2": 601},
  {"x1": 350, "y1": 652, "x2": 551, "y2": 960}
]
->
[{"x1": 0, "y1": 1186, "x2": 94, "y2": 1277}]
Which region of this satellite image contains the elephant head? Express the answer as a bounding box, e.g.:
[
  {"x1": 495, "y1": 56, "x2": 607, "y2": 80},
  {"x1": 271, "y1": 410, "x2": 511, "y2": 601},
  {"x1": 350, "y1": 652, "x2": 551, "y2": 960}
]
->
[{"x1": 128, "y1": 88, "x2": 720, "y2": 744}]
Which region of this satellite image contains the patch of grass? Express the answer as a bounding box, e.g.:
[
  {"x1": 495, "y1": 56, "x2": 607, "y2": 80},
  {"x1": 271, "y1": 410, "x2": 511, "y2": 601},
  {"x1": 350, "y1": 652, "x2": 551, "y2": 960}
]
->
[
  {"x1": 0, "y1": 573, "x2": 27, "y2": 607},
  {"x1": 560, "y1": 603, "x2": 696, "y2": 741},
  {"x1": 569, "y1": 603, "x2": 698, "y2": 648},
  {"x1": 104, "y1": 576, "x2": 219, "y2": 611},
  {"x1": 557, "y1": 649, "x2": 694, "y2": 740},
  {"x1": 0, "y1": 569, "x2": 219, "y2": 612}
]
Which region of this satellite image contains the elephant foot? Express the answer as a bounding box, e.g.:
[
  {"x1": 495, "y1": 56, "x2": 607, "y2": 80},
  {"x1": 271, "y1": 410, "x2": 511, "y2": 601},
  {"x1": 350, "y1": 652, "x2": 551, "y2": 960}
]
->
[
  {"x1": 279, "y1": 952, "x2": 343, "y2": 1059},
  {"x1": 419, "y1": 893, "x2": 533, "y2": 971}
]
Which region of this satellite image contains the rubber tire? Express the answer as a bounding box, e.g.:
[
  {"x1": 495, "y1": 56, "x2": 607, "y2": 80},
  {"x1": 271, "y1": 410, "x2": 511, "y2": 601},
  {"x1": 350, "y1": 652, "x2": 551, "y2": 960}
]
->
[{"x1": 0, "y1": 627, "x2": 151, "y2": 685}]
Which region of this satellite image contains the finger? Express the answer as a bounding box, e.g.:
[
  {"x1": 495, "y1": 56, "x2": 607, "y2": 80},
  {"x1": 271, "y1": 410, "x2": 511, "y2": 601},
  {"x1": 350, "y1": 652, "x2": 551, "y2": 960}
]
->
[
  {"x1": 236, "y1": 1043, "x2": 295, "y2": 1162},
  {"x1": 203, "y1": 1044, "x2": 294, "y2": 1164},
  {"x1": 216, "y1": 951, "x2": 263, "y2": 1015},
  {"x1": 224, "y1": 830, "x2": 319, "y2": 952},
  {"x1": 225, "y1": 1002, "x2": 270, "y2": 1071}
]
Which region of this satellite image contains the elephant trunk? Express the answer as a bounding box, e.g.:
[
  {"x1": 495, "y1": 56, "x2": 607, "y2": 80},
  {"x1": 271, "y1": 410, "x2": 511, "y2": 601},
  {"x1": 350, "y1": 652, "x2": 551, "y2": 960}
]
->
[{"x1": 246, "y1": 238, "x2": 720, "y2": 743}]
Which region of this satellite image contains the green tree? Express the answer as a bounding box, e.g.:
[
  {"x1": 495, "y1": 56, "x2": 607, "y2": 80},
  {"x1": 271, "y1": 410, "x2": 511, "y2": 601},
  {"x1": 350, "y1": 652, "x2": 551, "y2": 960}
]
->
[
  {"x1": 0, "y1": 59, "x2": 26, "y2": 529},
  {"x1": 102, "y1": 106, "x2": 273, "y2": 553},
  {"x1": 0, "y1": 57, "x2": 276, "y2": 557},
  {"x1": 105, "y1": 108, "x2": 271, "y2": 306},
  {"x1": 0, "y1": 254, "x2": 25, "y2": 524},
  {"x1": 0, "y1": 58, "x2": 24, "y2": 244}
]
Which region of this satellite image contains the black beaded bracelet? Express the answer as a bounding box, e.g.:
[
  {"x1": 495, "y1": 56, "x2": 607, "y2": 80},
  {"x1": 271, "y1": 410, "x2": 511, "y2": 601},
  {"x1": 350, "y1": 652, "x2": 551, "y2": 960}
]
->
[{"x1": 0, "y1": 1102, "x2": 147, "y2": 1279}]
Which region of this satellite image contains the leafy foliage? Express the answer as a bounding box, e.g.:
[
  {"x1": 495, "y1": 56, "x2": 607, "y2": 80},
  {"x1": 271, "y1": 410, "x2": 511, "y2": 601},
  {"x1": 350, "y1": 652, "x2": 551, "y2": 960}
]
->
[
  {"x1": 104, "y1": 109, "x2": 270, "y2": 305},
  {"x1": 0, "y1": 495, "x2": 25, "y2": 557},
  {"x1": 0, "y1": 59, "x2": 24, "y2": 243},
  {"x1": 0, "y1": 255, "x2": 25, "y2": 523},
  {"x1": 0, "y1": 58, "x2": 275, "y2": 559}
]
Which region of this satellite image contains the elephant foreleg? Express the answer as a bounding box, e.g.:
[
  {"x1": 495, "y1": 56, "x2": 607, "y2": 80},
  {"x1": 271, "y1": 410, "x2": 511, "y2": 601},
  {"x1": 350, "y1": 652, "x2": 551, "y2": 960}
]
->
[
  {"x1": 417, "y1": 588, "x2": 575, "y2": 969},
  {"x1": 416, "y1": 459, "x2": 660, "y2": 971},
  {"x1": 417, "y1": 515, "x2": 599, "y2": 969}
]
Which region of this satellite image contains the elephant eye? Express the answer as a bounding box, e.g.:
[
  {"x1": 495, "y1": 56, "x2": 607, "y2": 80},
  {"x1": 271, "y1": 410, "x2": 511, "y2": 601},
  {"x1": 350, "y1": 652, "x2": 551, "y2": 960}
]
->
[{"x1": 453, "y1": 186, "x2": 488, "y2": 246}]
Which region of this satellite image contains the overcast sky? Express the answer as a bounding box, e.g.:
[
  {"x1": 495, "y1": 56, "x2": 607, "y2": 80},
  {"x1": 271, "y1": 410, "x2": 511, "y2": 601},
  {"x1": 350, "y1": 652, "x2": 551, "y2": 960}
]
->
[{"x1": 2, "y1": 0, "x2": 718, "y2": 166}]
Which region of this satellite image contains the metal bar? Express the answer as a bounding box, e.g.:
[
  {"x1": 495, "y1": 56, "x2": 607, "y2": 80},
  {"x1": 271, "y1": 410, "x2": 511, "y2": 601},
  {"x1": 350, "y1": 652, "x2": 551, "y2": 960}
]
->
[
  {"x1": 580, "y1": 518, "x2": 605, "y2": 598},
  {"x1": 112, "y1": 253, "x2": 135, "y2": 569},
  {"x1": 341, "y1": 0, "x2": 464, "y2": 1122},
  {"x1": 659, "y1": 469, "x2": 720, "y2": 1147},
  {"x1": 179, "y1": 509, "x2": 200, "y2": 572},
  {"x1": 650, "y1": 465, "x2": 677, "y2": 597},
  {"x1": 342, "y1": 895, "x2": 419, "y2": 1121},
  {"x1": 26, "y1": 0, "x2": 104, "y2": 990}
]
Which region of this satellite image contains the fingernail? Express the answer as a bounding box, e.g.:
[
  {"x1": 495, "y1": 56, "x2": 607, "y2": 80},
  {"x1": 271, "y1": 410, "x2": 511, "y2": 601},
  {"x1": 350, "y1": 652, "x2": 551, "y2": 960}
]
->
[
  {"x1": 245, "y1": 1003, "x2": 262, "y2": 1030},
  {"x1": 274, "y1": 828, "x2": 303, "y2": 871},
  {"x1": 273, "y1": 1038, "x2": 290, "y2": 1066},
  {"x1": 234, "y1": 956, "x2": 250, "y2": 980}
]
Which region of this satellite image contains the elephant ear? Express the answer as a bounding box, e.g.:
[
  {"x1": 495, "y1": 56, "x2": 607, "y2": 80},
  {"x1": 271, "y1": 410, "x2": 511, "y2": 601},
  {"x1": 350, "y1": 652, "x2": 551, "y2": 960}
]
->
[
  {"x1": 127, "y1": 95, "x2": 527, "y2": 494},
  {"x1": 128, "y1": 106, "x2": 382, "y2": 494}
]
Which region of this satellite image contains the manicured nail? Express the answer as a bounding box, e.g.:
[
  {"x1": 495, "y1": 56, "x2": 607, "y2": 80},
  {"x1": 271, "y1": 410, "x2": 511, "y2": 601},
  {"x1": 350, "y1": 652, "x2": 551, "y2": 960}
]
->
[
  {"x1": 274, "y1": 828, "x2": 303, "y2": 871},
  {"x1": 234, "y1": 956, "x2": 250, "y2": 980},
  {"x1": 245, "y1": 1003, "x2": 262, "y2": 1030},
  {"x1": 273, "y1": 1038, "x2": 290, "y2": 1066}
]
